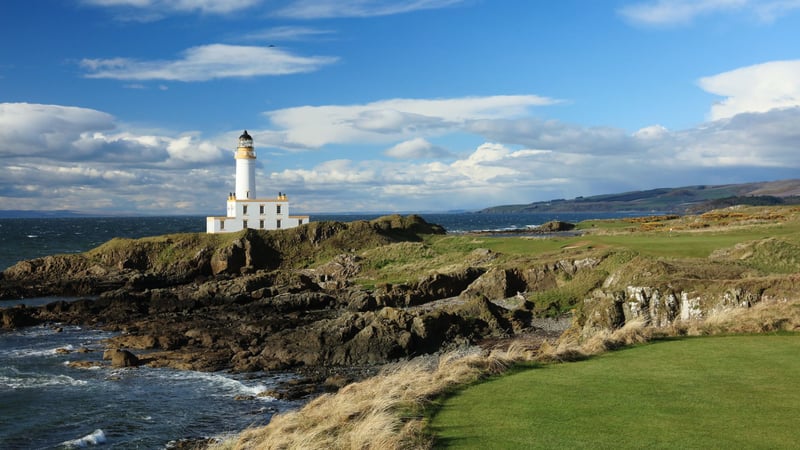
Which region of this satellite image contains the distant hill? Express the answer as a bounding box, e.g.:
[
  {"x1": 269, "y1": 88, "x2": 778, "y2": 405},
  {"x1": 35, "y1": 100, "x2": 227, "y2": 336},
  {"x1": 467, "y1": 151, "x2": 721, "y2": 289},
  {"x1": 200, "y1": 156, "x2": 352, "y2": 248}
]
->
[{"x1": 479, "y1": 179, "x2": 800, "y2": 214}]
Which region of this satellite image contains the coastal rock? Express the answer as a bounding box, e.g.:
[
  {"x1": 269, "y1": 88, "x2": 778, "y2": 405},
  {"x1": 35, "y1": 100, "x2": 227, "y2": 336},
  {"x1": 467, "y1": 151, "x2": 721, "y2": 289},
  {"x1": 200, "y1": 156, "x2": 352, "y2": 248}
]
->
[
  {"x1": 0, "y1": 215, "x2": 530, "y2": 374},
  {"x1": 374, "y1": 267, "x2": 485, "y2": 307},
  {"x1": 246, "y1": 296, "x2": 515, "y2": 371},
  {"x1": 1, "y1": 306, "x2": 39, "y2": 329},
  {"x1": 537, "y1": 220, "x2": 576, "y2": 232},
  {"x1": 104, "y1": 349, "x2": 141, "y2": 368},
  {"x1": 569, "y1": 254, "x2": 800, "y2": 339}
]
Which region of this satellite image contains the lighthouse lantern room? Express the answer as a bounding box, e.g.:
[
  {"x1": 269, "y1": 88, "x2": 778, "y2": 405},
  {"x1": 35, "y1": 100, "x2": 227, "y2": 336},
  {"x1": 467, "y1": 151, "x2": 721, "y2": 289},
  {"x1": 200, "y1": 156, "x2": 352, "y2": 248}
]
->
[{"x1": 206, "y1": 130, "x2": 309, "y2": 234}]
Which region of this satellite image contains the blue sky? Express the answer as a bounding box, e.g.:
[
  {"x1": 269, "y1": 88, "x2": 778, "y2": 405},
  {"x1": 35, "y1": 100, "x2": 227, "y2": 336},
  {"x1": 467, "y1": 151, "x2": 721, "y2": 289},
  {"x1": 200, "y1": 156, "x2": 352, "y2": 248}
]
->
[{"x1": 1, "y1": 0, "x2": 799, "y2": 215}]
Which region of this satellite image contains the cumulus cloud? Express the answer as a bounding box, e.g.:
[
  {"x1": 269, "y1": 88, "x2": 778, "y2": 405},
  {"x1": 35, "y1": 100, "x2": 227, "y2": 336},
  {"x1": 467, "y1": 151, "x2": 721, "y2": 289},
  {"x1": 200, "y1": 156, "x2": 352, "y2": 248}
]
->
[
  {"x1": 267, "y1": 100, "x2": 800, "y2": 212},
  {"x1": 467, "y1": 118, "x2": 630, "y2": 155},
  {"x1": 384, "y1": 138, "x2": 452, "y2": 159},
  {"x1": 274, "y1": 0, "x2": 466, "y2": 19},
  {"x1": 0, "y1": 103, "x2": 116, "y2": 159},
  {"x1": 619, "y1": 0, "x2": 800, "y2": 26},
  {"x1": 698, "y1": 60, "x2": 800, "y2": 120},
  {"x1": 0, "y1": 102, "x2": 234, "y2": 214},
  {"x1": 0, "y1": 104, "x2": 229, "y2": 167},
  {"x1": 259, "y1": 95, "x2": 560, "y2": 149},
  {"x1": 81, "y1": 44, "x2": 338, "y2": 81}
]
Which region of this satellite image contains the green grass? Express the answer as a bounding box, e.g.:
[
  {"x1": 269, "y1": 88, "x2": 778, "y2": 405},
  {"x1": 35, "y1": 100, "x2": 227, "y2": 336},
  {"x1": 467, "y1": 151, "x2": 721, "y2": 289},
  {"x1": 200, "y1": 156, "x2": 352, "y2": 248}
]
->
[{"x1": 431, "y1": 335, "x2": 800, "y2": 449}]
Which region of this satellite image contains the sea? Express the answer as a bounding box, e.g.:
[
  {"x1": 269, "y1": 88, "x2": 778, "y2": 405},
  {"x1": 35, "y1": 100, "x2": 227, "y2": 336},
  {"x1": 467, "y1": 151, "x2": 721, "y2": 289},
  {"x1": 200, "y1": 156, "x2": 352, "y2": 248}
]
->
[{"x1": 0, "y1": 212, "x2": 637, "y2": 448}]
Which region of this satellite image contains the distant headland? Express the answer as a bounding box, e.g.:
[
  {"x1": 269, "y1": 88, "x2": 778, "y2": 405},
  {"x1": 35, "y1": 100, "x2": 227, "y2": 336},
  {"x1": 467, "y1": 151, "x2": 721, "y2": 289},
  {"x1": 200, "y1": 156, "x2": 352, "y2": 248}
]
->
[{"x1": 480, "y1": 178, "x2": 800, "y2": 214}]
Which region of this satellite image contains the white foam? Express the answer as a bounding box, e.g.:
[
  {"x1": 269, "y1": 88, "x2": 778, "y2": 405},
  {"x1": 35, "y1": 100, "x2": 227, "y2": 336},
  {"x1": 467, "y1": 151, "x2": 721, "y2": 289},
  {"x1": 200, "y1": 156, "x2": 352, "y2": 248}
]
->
[
  {"x1": 61, "y1": 429, "x2": 107, "y2": 448},
  {"x1": 0, "y1": 370, "x2": 88, "y2": 389},
  {"x1": 6, "y1": 344, "x2": 74, "y2": 359},
  {"x1": 153, "y1": 369, "x2": 278, "y2": 401}
]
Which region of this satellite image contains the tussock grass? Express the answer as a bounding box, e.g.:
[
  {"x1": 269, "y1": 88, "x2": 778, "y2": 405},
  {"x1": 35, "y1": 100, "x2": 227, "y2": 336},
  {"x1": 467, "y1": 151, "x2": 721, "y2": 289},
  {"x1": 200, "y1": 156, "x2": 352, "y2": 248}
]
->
[
  {"x1": 676, "y1": 298, "x2": 800, "y2": 336},
  {"x1": 214, "y1": 346, "x2": 536, "y2": 450}
]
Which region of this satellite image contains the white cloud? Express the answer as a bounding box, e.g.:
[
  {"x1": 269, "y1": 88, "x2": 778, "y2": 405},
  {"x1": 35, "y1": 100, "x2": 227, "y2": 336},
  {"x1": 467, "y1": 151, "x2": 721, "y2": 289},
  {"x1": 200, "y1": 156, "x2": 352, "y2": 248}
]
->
[
  {"x1": 274, "y1": 0, "x2": 466, "y2": 19},
  {"x1": 698, "y1": 60, "x2": 800, "y2": 120},
  {"x1": 619, "y1": 0, "x2": 800, "y2": 26},
  {"x1": 467, "y1": 118, "x2": 630, "y2": 155},
  {"x1": 82, "y1": 0, "x2": 261, "y2": 14},
  {"x1": 0, "y1": 103, "x2": 116, "y2": 158},
  {"x1": 3, "y1": 87, "x2": 799, "y2": 215},
  {"x1": 241, "y1": 26, "x2": 335, "y2": 42},
  {"x1": 384, "y1": 138, "x2": 452, "y2": 159},
  {"x1": 619, "y1": 0, "x2": 747, "y2": 26},
  {"x1": 81, "y1": 44, "x2": 338, "y2": 81},
  {"x1": 82, "y1": 0, "x2": 467, "y2": 20},
  {"x1": 268, "y1": 102, "x2": 800, "y2": 212},
  {"x1": 633, "y1": 124, "x2": 669, "y2": 139},
  {"x1": 259, "y1": 95, "x2": 560, "y2": 149}
]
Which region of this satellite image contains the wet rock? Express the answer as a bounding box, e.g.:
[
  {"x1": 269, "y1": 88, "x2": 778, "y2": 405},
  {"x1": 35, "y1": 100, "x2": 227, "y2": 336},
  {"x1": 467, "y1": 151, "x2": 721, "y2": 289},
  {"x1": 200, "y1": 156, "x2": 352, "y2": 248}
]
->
[
  {"x1": 1, "y1": 306, "x2": 39, "y2": 329},
  {"x1": 104, "y1": 349, "x2": 141, "y2": 368}
]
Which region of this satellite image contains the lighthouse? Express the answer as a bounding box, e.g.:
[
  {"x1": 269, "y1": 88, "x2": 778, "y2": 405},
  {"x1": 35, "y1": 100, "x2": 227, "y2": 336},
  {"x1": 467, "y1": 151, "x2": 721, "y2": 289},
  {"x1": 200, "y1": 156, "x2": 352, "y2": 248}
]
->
[
  {"x1": 206, "y1": 130, "x2": 309, "y2": 233},
  {"x1": 235, "y1": 130, "x2": 256, "y2": 200}
]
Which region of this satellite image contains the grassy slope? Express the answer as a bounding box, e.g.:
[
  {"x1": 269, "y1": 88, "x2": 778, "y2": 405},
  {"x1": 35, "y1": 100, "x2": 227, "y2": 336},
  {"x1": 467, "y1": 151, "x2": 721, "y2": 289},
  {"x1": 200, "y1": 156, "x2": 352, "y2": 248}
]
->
[
  {"x1": 353, "y1": 207, "x2": 800, "y2": 319},
  {"x1": 431, "y1": 334, "x2": 800, "y2": 449}
]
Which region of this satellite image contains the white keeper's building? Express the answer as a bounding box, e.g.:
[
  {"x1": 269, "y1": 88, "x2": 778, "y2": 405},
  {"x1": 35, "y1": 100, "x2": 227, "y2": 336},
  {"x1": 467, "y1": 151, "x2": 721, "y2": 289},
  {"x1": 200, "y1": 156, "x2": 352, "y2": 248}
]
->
[{"x1": 206, "y1": 130, "x2": 309, "y2": 234}]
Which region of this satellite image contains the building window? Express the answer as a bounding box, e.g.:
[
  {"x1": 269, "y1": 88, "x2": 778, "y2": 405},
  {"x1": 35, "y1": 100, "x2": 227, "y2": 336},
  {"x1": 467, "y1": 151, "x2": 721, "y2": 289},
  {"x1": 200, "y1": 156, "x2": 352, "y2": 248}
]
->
[
  {"x1": 259, "y1": 205, "x2": 264, "y2": 214},
  {"x1": 259, "y1": 220, "x2": 264, "y2": 229},
  {"x1": 220, "y1": 220, "x2": 225, "y2": 230},
  {"x1": 298, "y1": 219, "x2": 303, "y2": 225},
  {"x1": 276, "y1": 219, "x2": 281, "y2": 229},
  {"x1": 243, "y1": 205, "x2": 248, "y2": 214},
  {"x1": 243, "y1": 220, "x2": 248, "y2": 229},
  {"x1": 276, "y1": 204, "x2": 282, "y2": 214}
]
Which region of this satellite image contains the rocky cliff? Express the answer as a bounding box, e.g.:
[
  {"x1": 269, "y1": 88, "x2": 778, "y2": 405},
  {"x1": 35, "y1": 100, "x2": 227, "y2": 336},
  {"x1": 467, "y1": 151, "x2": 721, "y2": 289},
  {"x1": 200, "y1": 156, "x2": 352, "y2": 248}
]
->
[
  {"x1": 565, "y1": 237, "x2": 800, "y2": 342},
  {"x1": 1, "y1": 214, "x2": 563, "y2": 377}
]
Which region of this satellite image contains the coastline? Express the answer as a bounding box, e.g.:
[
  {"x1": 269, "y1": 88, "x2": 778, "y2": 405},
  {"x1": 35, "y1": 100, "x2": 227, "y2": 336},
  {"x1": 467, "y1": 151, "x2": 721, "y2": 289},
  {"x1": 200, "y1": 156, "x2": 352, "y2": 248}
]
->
[{"x1": 4, "y1": 207, "x2": 799, "y2": 447}]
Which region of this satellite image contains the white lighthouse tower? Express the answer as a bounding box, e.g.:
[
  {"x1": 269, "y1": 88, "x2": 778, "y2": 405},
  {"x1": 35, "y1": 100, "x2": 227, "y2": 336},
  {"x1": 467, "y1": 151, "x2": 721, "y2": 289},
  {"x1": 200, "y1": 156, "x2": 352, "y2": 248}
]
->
[
  {"x1": 235, "y1": 130, "x2": 256, "y2": 200},
  {"x1": 206, "y1": 130, "x2": 309, "y2": 234}
]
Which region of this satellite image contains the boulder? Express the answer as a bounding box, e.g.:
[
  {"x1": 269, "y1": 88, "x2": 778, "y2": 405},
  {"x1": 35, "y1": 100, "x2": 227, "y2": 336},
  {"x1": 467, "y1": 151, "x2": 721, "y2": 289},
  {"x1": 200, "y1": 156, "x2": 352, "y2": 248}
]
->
[
  {"x1": 536, "y1": 220, "x2": 575, "y2": 232},
  {"x1": 104, "y1": 349, "x2": 141, "y2": 368},
  {"x1": 1, "y1": 306, "x2": 39, "y2": 329}
]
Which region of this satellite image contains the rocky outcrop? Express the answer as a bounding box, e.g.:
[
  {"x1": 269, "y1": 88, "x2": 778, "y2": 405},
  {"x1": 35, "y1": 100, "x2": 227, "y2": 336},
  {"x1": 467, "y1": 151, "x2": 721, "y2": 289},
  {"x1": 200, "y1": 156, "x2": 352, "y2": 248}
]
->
[
  {"x1": 104, "y1": 349, "x2": 141, "y2": 368},
  {"x1": 242, "y1": 297, "x2": 513, "y2": 371},
  {"x1": 373, "y1": 267, "x2": 486, "y2": 307},
  {"x1": 569, "y1": 250, "x2": 800, "y2": 339},
  {"x1": 0, "y1": 215, "x2": 445, "y2": 300},
  {"x1": 1, "y1": 306, "x2": 40, "y2": 328},
  {"x1": 536, "y1": 220, "x2": 576, "y2": 232},
  {"x1": 0, "y1": 214, "x2": 596, "y2": 377}
]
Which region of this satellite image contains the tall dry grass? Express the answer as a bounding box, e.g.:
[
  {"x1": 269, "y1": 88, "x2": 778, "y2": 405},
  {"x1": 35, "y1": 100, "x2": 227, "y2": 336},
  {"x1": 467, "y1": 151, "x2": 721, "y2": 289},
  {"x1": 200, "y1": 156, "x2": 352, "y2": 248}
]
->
[
  {"x1": 678, "y1": 298, "x2": 800, "y2": 336},
  {"x1": 213, "y1": 344, "x2": 536, "y2": 450},
  {"x1": 211, "y1": 299, "x2": 800, "y2": 450}
]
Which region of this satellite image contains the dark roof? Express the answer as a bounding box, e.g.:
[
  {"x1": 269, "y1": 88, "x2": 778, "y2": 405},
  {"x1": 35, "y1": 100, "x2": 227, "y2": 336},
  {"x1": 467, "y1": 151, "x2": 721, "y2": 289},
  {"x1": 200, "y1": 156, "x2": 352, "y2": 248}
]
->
[{"x1": 239, "y1": 130, "x2": 252, "y2": 141}]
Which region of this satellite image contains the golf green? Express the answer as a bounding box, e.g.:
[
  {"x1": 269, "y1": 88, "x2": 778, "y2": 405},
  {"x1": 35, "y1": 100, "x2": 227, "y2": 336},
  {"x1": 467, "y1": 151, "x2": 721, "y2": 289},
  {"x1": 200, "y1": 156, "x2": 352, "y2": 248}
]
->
[{"x1": 432, "y1": 335, "x2": 800, "y2": 449}]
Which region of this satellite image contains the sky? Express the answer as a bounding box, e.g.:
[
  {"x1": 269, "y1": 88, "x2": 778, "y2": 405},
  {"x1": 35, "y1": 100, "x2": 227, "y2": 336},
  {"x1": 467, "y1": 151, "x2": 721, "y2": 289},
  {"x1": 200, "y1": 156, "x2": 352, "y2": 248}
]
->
[{"x1": 1, "y1": 0, "x2": 799, "y2": 215}]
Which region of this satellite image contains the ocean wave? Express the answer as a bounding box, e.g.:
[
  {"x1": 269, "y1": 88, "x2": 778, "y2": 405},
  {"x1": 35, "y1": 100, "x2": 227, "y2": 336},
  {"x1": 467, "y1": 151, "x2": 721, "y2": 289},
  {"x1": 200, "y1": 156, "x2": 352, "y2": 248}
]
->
[
  {"x1": 61, "y1": 429, "x2": 106, "y2": 448},
  {"x1": 152, "y1": 369, "x2": 280, "y2": 401},
  {"x1": 0, "y1": 369, "x2": 88, "y2": 389},
  {"x1": 4, "y1": 344, "x2": 76, "y2": 359}
]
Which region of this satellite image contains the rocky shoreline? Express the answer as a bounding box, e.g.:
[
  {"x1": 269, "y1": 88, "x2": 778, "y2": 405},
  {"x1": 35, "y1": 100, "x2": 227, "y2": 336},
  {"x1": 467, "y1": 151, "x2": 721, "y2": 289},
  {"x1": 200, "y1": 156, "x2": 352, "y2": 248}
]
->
[{"x1": 0, "y1": 215, "x2": 570, "y2": 399}]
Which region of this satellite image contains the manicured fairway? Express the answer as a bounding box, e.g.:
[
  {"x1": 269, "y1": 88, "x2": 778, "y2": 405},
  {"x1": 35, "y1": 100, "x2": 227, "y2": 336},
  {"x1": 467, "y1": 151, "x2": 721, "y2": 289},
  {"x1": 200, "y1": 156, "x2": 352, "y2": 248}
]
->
[{"x1": 431, "y1": 335, "x2": 800, "y2": 449}]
